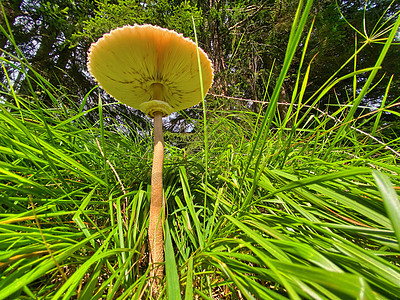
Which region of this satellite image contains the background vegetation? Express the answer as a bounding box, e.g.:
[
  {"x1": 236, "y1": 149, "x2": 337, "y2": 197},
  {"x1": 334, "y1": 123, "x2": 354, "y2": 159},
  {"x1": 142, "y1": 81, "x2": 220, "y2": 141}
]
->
[{"x1": 1, "y1": 0, "x2": 400, "y2": 299}]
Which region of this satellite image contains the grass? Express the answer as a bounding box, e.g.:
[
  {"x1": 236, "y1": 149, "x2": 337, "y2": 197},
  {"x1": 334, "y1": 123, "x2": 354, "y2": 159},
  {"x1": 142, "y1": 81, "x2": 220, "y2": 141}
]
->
[{"x1": 1, "y1": 1, "x2": 400, "y2": 299}]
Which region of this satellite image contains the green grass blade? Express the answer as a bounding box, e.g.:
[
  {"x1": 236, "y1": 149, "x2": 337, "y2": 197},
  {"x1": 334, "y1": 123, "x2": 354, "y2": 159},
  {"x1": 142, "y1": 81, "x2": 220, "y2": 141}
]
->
[
  {"x1": 165, "y1": 221, "x2": 181, "y2": 299},
  {"x1": 373, "y1": 171, "x2": 400, "y2": 248},
  {"x1": 184, "y1": 256, "x2": 194, "y2": 300}
]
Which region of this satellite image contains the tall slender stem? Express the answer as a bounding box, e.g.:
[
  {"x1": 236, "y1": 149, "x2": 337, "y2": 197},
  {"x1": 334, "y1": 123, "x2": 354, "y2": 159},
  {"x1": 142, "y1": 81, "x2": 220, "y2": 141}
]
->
[{"x1": 149, "y1": 111, "x2": 165, "y2": 287}]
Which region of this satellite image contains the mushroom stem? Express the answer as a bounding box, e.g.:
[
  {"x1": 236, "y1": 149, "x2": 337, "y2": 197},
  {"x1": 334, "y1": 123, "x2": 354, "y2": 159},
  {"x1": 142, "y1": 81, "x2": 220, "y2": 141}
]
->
[
  {"x1": 152, "y1": 83, "x2": 163, "y2": 100},
  {"x1": 149, "y1": 111, "x2": 165, "y2": 286}
]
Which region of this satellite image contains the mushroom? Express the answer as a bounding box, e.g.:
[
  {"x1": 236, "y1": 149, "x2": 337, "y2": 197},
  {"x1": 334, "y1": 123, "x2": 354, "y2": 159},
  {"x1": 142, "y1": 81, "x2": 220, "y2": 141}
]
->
[{"x1": 87, "y1": 24, "x2": 213, "y2": 288}]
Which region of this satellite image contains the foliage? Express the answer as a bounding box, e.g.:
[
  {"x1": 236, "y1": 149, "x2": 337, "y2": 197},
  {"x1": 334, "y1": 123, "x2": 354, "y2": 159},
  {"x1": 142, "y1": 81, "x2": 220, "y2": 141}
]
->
[
  {"x1": 1, "y1": 0, "x2": 399, "y2": 128},
  {"x1": 74, "y1": 0, "x2": 202, "y2": 42},
  {"x1": 1, "y1": 0, "x2": 400, "y2": 299}
]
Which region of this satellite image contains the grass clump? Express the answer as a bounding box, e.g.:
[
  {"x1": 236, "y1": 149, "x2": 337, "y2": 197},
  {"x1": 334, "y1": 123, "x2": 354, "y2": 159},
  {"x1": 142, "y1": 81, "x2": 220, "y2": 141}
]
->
[{"x1": 1, "y1": 2, "x2": 400, "y2": 299}]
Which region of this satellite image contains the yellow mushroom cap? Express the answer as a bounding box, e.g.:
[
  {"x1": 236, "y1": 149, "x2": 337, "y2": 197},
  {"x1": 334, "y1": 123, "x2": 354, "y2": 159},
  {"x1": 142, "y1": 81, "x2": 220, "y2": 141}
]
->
[{"x1": 87, "y1": 24, "x2": 214, "y2": 118}]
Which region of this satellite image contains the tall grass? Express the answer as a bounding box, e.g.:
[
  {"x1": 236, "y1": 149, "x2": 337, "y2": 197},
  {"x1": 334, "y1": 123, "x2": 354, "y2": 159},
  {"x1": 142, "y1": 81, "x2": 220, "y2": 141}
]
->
[{"x1": 1, "y1": 1, "x2": 400, "y2": 299}]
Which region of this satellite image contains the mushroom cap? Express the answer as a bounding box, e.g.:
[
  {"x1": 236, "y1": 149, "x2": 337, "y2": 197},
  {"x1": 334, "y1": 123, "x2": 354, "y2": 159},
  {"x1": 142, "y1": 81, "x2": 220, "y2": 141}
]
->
[{"x1": 87, "y1": 24, "x2": 214, "y2": 117}]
